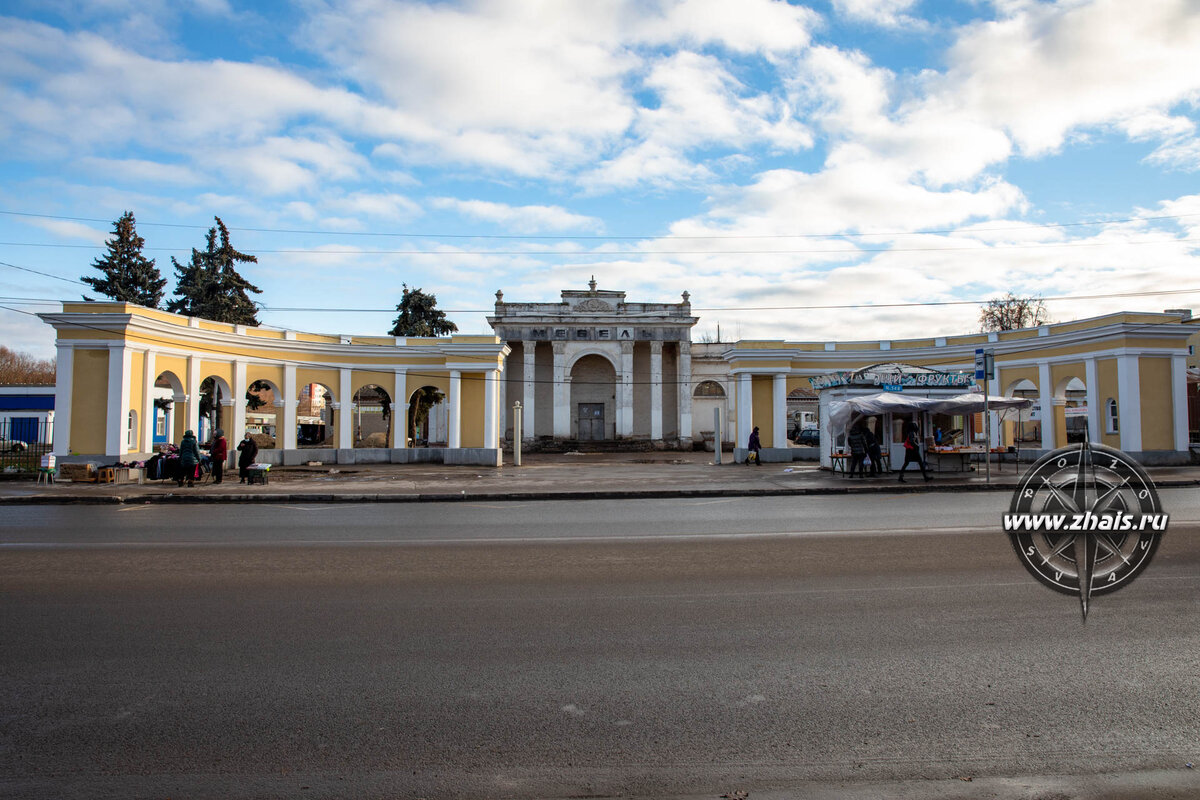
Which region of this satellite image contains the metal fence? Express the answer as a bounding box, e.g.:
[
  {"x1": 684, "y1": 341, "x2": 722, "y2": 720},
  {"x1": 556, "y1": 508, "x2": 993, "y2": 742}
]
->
[{"x1": 0, "y1": 418, "x2": 53, "y2": 472}]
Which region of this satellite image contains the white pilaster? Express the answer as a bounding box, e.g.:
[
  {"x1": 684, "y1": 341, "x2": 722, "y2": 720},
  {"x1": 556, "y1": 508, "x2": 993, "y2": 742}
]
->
[
  {"x1": 484, "y1": 370, "x2": 498, "y2": 448},
  {"x1": 1085, "y1": 358, "x2": 1100, "y2": 444},
  {"x1": 650, "y1": 341, "x2": 663, "y2": 440},
  {"x1": 106, "y1": 344, "x2": 131, "y2": 457},
  {"x1": 1172, "y1": 354, "x2": 1189, "y2": 452},
  {"x1": 496, "y1": 365, "x2": 506, "y2": 441},
  {"x1": 142, "y1": 350, "x2": 156, "y2": 454},
  {"x1": 185, "y1": 355, "x2": 201, "y2": 436},
  {"x1": 232, "y1": 360, "x2": 247, "y2": 449},
  {"x1": 52, "y1": 344, "x2": 73, "y2": 457},
  {"x1": 394, "y1": 369, "x2": 408, "y2": 448},
  {"x1": 1117, "y1": 355, "x2": 1142, "y2": 452},
  {"x1": 1038, "y1": 362, "x2": 1055, "y2": 451},
  {"x1": 338, "y1": 367, "x2": 353, "y2": 449},
  {"x1": 522, "y1": 342, "x2": 537, "y2": 441},
  {"x1": 448, "y1": 370, "x2": 462, "y2": 448},
  {"x1": 552, "y1": 342, "x2": 569, "y2": 438},
  {"x1": 678, "y1": 342, "x2": 692, "y2": 444},
  {"x1": 736, "y1": 372, "x2": 752, "y2": 448},
  {"x1": 772, "y1": 373, "x2": 787, "y2": 448},
  {"x1": 283, "y1": 364, "x2": 298, "y2": 450},
  {"x1": 619, "y1": 341, "x2": 634, "y2": 437}
]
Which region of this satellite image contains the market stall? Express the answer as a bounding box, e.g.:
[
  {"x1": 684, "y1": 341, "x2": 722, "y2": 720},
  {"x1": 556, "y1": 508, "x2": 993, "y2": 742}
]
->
[{"x1": 813, "y1": 363, "x2": 1030, "y2": 473}]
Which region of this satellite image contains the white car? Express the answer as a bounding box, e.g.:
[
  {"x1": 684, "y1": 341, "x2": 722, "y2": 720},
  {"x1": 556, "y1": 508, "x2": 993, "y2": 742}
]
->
[{"x1": 0, "y1": 438, "x2": 29, "y2": 452}]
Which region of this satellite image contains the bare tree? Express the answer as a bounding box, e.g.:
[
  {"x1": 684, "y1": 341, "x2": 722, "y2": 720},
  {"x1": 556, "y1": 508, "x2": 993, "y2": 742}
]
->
[
  {"x1": 979, "y1": 293, "x2": 1050, "y2": 332},
  {"x1": 0, "y1": 347, "x2": 55, "y2": 385}
]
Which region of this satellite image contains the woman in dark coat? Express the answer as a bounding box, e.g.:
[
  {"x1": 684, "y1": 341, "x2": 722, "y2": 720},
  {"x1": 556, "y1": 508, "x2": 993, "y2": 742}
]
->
[
  {"x1": 237, "y1": 433, "x2": 258, "y2": 483},
  {"x1": 177, "y1": 429, "x2": 201, "y2": 488},
  {"x1": 210, "y1": 428, "x2": 228, "y2": 484},
  {"x1": 897, "y1": 419, "x2": 931, "y2": 483},
  {"x1": 846, "y1": 421, "x2": 867, "y2": 478}
]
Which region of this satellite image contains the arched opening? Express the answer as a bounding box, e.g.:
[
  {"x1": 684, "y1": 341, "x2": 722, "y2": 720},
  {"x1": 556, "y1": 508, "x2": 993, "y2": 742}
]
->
[
  {"x1": 298, "y1": 382, "x2": 336, "y2": 447},
  {"x1": 244, "y1": 378, "x2": 278, "y2": 450},
  {"x1": 1056, "y1": 376, "x2": 1087, "y2": 444},
  {"x1": 152, "y1": 371, "x2": 184, "y2": 447},
  {"x1": 570, "y1": 354, "x2": 616, "y2": 441},
  {"x1": 198, "y1": 375, "x2": 232, "y2": 445},
  {"x1": 693, "y1": 379, "x2": 728, "y2": 447},
  {"x1": 1004, "y1": 378, "x2": 1039, "y2": 444},
  {"x1": 407, "y1": 386, "x2": 447, "y2": 447},
  {"x1": 786, "y1": 386, "x2": 818, "y2": 442},
  {"x1": 352, "y1": 384, "x2": 392, "y2": 448}
]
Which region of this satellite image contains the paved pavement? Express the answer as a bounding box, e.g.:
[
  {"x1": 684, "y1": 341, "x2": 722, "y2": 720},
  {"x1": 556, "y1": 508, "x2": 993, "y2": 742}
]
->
[{"x1": 3, "y1": 449, "x2": 1199, "y2": 504}]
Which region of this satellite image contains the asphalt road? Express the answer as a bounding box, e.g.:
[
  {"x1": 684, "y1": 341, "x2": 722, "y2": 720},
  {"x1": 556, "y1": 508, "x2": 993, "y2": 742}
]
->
[{"x1": 2, "y1": 492, "x2": 1199, "y2": 799}]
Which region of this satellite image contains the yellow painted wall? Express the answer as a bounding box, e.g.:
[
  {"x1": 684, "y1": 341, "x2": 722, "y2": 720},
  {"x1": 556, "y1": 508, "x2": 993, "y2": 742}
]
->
[
  {"x1": 129, "y1": 350, "x2": 145, "y2": 451},
  {"x1": 1097, "y1": 358, "x2": 1120, "y2": 448},
  {"x1": 245, "y1": 365, "x2": 285, "y2": 393},
  {"x1": 71, "y1": 349, "x2": 109, "y2": 454},
  {"x1": 459, "y1": 374, "x2": 485, "y2": 448},
  {"x1": 1139, "y1": 357, "x2": 1174, "y2": 450},
  {"x1": 297, "y1": 369, "x2": 339, "y2": 398},
  {"x1": 751, "y1": 375, "x2": 773, "y2": 444}
]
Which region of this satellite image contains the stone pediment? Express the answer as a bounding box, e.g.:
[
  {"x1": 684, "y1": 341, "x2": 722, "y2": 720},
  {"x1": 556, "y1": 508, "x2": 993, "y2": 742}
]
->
[{"x1": 574, "y1": 298, "x2": 615, "y2": 312}]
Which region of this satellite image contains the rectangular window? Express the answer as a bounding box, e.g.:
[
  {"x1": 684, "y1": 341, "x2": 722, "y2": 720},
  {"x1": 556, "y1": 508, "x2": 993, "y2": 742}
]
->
[{"x1": 156, "y1": 414, "x2": 166, "y2": 436}]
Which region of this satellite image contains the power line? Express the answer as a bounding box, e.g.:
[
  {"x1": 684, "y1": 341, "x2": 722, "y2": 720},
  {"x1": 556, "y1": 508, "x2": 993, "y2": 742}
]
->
[
  {"x1": 2, "y1": 207, "x2": 1198, "y2": 240},
  {"x1": 2, "y1": 237, "x2": 1198, "y2": 255}
]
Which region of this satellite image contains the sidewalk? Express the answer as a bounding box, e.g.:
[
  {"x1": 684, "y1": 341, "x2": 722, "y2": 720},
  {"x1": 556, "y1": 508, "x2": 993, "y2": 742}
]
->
[{"x1": 3, "y1": 450, "x2": 1199, "y2": 504}]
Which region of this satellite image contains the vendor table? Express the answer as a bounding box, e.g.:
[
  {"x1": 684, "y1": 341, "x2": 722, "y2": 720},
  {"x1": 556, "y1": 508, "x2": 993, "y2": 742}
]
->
[{"x1": 929, "y1": 446, "x2": 984, "y2": 472}]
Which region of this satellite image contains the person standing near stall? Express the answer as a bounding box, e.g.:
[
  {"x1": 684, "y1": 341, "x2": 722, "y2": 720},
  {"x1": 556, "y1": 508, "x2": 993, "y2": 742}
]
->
[
  {"x1": 847, "y1": 422, "x2": 868, "y2": 478},
  {"x1": 864, "y1": 422, "x2": 884, "y2": 476},
  {"x1": 747, "y1": 426, "x2": 762, "y2": 466},
  {"x1": 210, "y1": 429, "x2": 228, "y2": 484},
  {"x1": 237, "y1": 432, "x2": 259, "y2": 483},
  {"x1": 897, "y1": 419, "x2": 931, "y2": 482},
  {"x1": 177, "y1": 429, "x2": 200, "y2": 488}
]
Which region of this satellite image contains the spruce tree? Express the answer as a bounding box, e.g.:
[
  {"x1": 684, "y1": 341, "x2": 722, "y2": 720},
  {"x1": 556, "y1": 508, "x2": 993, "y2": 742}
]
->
[
  {"x1": 81, "y1": 211, "x2": 166, "y2": 307},
  {"x1": 167, "y1": 217, "x2": 262, "y2": 325},
  {"x1": 388, "y1": 284, "x2": 458, "y2": 337}
]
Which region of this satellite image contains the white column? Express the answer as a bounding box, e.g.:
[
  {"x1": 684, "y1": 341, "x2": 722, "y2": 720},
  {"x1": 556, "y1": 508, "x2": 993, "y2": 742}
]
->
[
  {"x1": 448, "y1": 370, "x2": 462, "y2": 448},
  {"x1": 619, "y1": 341, "x2": 634, "y2": 437},
  {"x1": 522, "y1": 342, "x2": 537, "y2": 441},
  {"x1": 1172, "y1": 354, "x2": 1189, "y2": 452},
  {"x1": 772, "y1": 373, "x2": 787, "y2": 448},
  {"x1": 552, "y1": 342, "x2": 569, "y2": 438},
  {"x1": 1038, "y1": 362, "x2": 1055, "y2": 451},
  {"x1": 1085, "y1": 358, "x2": 1100, "y2": 444},
  {"x1": 232, "y1": 360, "x2": 247, "y2": 450},
  {"x1": 678, "y1": 342, "x2": 693, "y2": 444},
  {"x1": 484, "y1": 369, "x2": 499, "y2": 448},
  {"x1": 736, "y1": 372, "x2": 753, "y2": 449},
  {"x1": 185, "y1": 355, "x2": 201, "y2": 436},
  {"x1": 52, "y1": 344, "x2": 73, "y2": 457},
  {"x1": 650, "y1": 341, "x2": 663, "y2": 440},
  {"x1": 142, "y1": 350, "x2": 156, "y2": 454},
  {"x1": 1117, "y1": 355, "x2": 1142, "y2": 452},
  {"x1": 338, "y1": 367, "x2": 353, "y2": 449},
  {"x1": 283, "y1": 364, "x2": 298, "y2": 450},
  {"x1": 393, "y1": 369, "x2": 408, "y2": 448},
  {"x1": 496, "y1": 364, "x2": 506, "y2": 441},
  {"x1": 106, "y1": 344, "x2": 131, "y2": 457}
]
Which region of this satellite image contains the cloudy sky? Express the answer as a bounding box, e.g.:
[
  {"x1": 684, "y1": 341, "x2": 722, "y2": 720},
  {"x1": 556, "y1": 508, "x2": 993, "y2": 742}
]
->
[{"x1": 2, "y1": 0, "x2": 1199, "y2": 357}]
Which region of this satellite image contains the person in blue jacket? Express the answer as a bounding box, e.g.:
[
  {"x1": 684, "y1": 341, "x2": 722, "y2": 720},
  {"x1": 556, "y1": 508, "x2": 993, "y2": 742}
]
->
[{"x1": 177, "y1": 429, "x2": 201, "y2": 488}]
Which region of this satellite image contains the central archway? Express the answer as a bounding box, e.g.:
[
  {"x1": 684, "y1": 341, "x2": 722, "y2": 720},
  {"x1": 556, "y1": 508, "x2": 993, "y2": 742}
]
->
[{"x1": 569, "y1": 353, "x2": 616, "y2": 441}]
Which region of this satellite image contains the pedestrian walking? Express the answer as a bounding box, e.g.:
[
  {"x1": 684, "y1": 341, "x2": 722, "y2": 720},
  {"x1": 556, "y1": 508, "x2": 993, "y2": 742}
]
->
[
  {"x1": 847, "y1": 422, "x2": 867, "y2": 478},
  {"x1": 177, "y1": 429, "x2": 200, "y2": 487},
  {"x1": 897, "y1": 419, "x2": 932, "y2": 482},
  {"x1": 864, "y1": 424, "x2": 884, "y2": 476},
  {"x1": 747, "y1": 426, "x2": 762, "y2": 465},
  {"x1": 210, "y1": 429, "x2": 227, "y2": 484},
  {"x1": 237, "y1": 432, "x2": 259, "y2": 483}
]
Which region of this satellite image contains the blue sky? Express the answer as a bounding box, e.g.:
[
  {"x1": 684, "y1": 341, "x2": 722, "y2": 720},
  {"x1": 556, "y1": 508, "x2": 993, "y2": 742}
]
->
[{"x1": 2, "y1": 0, "x2": 1199, "y2": 358}]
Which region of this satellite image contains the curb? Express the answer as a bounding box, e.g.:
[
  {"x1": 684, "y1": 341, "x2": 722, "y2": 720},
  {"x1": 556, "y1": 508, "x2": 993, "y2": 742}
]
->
[{"x1": 4, "y1": 479, "x2": 1199, "y2": 505}]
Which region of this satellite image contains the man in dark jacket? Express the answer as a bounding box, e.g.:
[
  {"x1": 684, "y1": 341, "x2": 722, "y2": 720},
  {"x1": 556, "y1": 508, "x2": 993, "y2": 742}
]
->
[
  {"x1": 178, "y1": 429, "x2": 201, "y2": 487},
  {"x1": 210, "y1": 429, "x2": 228, "y2": 484},
  {"x1": 747, "y1": 426, "x2": 762, "y2": 466},
  {"x1": 237, "y1": 433, "x2": 259, "y2": 483}
]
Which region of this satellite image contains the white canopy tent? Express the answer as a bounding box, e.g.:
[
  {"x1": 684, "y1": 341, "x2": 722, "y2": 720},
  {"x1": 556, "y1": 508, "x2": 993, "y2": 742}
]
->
[{"x1": 828, "y1": 392, "x2": 1032, "y2": 435}]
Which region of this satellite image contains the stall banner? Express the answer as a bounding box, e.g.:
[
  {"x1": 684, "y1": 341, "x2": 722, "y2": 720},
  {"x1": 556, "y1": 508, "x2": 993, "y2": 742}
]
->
[{"x1": 811, "y1": 370, "x2": 974, "y2": 390}]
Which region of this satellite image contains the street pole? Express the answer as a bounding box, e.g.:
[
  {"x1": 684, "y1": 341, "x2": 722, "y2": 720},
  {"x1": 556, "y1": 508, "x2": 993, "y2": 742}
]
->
[
  {"x1": 714, "y1": 406, "x2": 722, "y2": 465},
  {"x1": 513, "y1": 401, "x2": 522, "y2": 466}
]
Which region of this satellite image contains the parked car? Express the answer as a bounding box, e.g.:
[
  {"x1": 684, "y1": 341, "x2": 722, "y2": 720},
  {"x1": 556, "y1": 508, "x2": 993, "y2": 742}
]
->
[
  {"x1": 792, "y1": 428, "x2": 820, "y2": 446},
  {"x1": 0, "y1": 438, "x2": 29, "y2": 452}
]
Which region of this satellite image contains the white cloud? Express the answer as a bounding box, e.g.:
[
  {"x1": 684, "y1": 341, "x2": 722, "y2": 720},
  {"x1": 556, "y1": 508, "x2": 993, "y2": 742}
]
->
[
  {"x1": 26, "y1": 218, "x2": 108, "y2": 244},
  {"x1": 76, "y1": 157, "x2": 203, "y2": 186},
  {"x1": 431, "y1": 198, "x2": 602, "y2": 233},
  {"x1": 832, "y1": 0, "x2": 925, "y2": 29}
]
